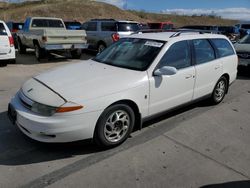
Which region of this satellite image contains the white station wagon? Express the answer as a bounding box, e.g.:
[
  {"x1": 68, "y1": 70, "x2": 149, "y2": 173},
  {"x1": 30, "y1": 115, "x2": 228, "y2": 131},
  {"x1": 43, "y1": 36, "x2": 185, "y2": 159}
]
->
[{"x1": 8, "y1": 31, "x2": 238, "y2": 147}]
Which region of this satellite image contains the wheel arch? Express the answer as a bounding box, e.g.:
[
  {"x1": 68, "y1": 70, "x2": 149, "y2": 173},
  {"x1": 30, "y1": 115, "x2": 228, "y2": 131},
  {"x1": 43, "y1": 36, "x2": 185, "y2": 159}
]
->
[{"x1": 221, "y1": 73, "x2": 230, "y2": 93}]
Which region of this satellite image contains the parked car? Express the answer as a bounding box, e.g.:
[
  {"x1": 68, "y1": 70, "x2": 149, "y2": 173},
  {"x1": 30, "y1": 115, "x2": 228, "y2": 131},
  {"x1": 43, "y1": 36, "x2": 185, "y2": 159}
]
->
[
  {"x1": 148, "y1": 21, "x2": 174, "y2": 30},
  {"x1": 234, "y1": 34, "x2": 250, "y2": 67},
  {"x1": 181, "y1": 25, "x2": 218, "y2": 31},
  {"x1": 17, "y1": 17, "x2": 88, "y2": 61},
  {"x1": 235, "y1": 23, "x2": 250, "y2": 39},
  {"x1": 6, "y1": 21, "x2": 24, "y2": 48},
  {"x1": 8, "y1": 31, "x2": 237, "y2": 148},
  {"x1": 64, "y1": 21, "x2": 82, "y2": 30},
  {"x1": 217, "y1": 26, "x2": 240, "y2": 42},
  {"x1": 0, "y1": 20, "x2": 15, "y2": 66},
  {"x1": 82, "y1": 19, "x2": 140, "y2": 53}
]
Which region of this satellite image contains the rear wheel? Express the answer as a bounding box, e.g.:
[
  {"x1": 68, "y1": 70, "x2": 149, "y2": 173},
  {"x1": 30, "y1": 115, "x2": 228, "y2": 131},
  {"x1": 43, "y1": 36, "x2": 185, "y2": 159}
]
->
[
  {"x1": 94, "y1": 104, "x2": 135, "y2": 148},
  {"x1": 97, "y1": 43, "x2": 106, "y2": 53},
  {"x1": 211, "y1": 76, "x2": 228, "y2": 104},
  {"x1": 71, "y1": 49, "x2": 82, "y2": 59},
  {"x1": 34, "y1": 44, "x2": 47, "y2": 61},
  {"x1": 17, "y1": 39, "x2": 26, "y2": 54}
]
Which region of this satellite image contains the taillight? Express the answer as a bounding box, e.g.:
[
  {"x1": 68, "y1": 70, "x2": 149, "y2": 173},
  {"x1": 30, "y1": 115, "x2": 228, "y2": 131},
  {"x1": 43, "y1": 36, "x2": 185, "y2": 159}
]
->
[
  {"x1": 111, "y1": 33, "x2": 120, "y2": 42},
  {"x1": 12, "y1": 29, "x2": 18, "y2": 33},
  {"x1": 8, "y1": 36, "x2": 14, "y2": 47}
]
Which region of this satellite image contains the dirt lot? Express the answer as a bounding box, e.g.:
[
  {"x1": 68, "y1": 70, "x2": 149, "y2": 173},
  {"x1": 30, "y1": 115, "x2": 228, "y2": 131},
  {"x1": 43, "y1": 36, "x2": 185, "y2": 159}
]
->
[{"x1": 0, "y1": 51, "x2": 250, "y2": 188}]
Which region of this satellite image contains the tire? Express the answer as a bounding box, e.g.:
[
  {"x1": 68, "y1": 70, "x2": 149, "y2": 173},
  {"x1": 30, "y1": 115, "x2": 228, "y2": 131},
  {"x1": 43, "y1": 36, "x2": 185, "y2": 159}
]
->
[
  {"x1": 97, "y1": 43, "x2": 106, "y2": 53},
  {"x1": 17, "y1": 39, "x2": 26, "y2": 54},
  {"x1": 94, "y1": 104, "x2": 135, "y2": 148},
  {"x1": 71, "y1": 49, "x2": 82, "y2": 59},
  {"x1": 34, "y1": 44, "x2": 47, "y2": 61},
  {"x1": 211, "y1": 76, "x2": 228, "y2": 104}
]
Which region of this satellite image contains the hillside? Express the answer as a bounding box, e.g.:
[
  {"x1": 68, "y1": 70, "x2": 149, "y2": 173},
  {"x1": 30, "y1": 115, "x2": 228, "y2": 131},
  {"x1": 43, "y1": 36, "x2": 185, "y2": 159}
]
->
[{"x1": 0, "y1": 0, "x2": 237, "y2": 27}]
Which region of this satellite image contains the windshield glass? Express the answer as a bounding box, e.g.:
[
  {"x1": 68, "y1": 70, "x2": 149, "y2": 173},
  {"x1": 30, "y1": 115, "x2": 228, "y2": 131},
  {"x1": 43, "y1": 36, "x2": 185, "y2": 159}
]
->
[
  {"x1": 118, "y1": 23, "x2": 139, "y2": 32},
  {"x1": 239, "y1": 34, "x2": 250, "y2": 43},
  {"x1": 93, "y1": 38, "x2": 165, "y2": 71}
]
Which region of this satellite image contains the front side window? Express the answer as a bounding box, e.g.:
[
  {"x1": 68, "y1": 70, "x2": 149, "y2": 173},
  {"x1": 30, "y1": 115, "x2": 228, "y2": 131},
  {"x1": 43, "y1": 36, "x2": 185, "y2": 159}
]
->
[
  {"x1": 0, "y1": 23, "x2": 7, "y2": 36},
  {"x1": 193, "y1": 39, "x2": 215, "y2": 65},
  {"x1": 158, "y1": 41, "x2": 191, "y2": 70},
  {"x1": 211, "y1": 39, "x2": 235, "y2": 58},
  {"x1": 93, "y1": 38, "x2": 165, "y2": 71}
]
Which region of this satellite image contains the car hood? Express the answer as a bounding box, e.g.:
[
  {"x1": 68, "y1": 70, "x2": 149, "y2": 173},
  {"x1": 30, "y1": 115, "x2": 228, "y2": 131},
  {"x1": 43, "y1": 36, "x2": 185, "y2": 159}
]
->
[
  {"x1": 33, "y1": 59, "x2": 148, "y2": 103},
  {"x1": 234, "y1": 43, "x2": 250, "y2": 52}
]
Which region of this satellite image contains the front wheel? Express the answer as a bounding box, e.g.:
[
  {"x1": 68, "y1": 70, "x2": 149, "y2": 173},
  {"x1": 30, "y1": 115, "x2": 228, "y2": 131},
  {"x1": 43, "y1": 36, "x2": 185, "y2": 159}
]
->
[
  {"x1": 94, "y1": 104, "x2": 135, "y2": 148},
  {"x1": 211, "y1": 76, "x2": 228, "y2": 104}
]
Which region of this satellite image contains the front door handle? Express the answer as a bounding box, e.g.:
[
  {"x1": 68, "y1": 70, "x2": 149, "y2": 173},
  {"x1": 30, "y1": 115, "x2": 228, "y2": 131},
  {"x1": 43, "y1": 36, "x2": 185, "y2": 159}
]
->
[{"x1": 185, "y1": 74, "x2": 193, "y2": 79}]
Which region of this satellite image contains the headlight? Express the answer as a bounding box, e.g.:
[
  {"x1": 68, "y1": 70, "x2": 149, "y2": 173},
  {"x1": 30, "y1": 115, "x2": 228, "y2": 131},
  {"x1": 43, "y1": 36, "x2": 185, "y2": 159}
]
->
[
  {"x1": 31, "y1": 102, "x2": 83, "y2": 116},
  {"x1": 31, "y1": 102, "x2": 57, "y2": 116}
]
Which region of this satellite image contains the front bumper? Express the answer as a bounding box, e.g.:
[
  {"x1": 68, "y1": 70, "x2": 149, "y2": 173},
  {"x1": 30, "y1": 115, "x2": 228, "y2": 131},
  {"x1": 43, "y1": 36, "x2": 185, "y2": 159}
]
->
[
  {"x1": 8, "y1": 93, "x2": 102, "y2": 143},
  {"x1": 43, "y1": 43, "x2": 89, "y2": 51}
]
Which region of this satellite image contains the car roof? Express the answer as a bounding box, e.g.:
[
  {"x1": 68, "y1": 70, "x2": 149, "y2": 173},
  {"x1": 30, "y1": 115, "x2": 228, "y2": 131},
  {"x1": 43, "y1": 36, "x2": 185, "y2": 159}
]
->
[{"x1": 128, "y1": 32, "x2": 228, "y2": 42}]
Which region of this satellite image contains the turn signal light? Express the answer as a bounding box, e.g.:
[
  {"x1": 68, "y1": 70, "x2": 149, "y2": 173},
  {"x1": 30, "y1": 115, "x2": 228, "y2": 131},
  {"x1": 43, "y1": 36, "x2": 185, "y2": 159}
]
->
[{"x1": 56, "y1": 105, "x2": 83, "y2": 113}]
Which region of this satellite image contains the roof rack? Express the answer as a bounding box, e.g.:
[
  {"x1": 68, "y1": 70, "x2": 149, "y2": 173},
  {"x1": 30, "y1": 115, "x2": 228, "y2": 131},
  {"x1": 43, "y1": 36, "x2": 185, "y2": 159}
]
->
[{"x1": 170, "y1": 29, "x2": 221, "y2": 38}]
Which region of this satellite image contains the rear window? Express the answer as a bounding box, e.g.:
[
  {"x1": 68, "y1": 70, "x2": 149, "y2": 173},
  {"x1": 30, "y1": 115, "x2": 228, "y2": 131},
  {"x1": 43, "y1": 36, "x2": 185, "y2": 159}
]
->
[
  {"x1": 117, "y1": 23, "x2": 139, "y2": 32},
  {"x1": 31, "y1": 19, "x2": 64, "y2": 28},
  {"x1": 0, "y1": 23, "x2": 7, "y2": 36},
  {"x1": 13, "y1": 23, "x2": 24, "y2": 30},
  {"x1": 101, "y1": 22, "x2": 117, "y2": 31},
  {"x1": 211, "y1": 39, "x2": 235, "y2": 58}
]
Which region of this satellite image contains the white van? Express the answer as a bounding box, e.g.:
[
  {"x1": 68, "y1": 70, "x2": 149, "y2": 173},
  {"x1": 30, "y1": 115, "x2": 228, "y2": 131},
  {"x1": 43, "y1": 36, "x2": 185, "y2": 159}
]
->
[
  {"x1": 0, "y1": 20, "x2": 15, "y2": 66},
  {"x1": 8, "y1": 31, "x2": 238, "y2": 148}
]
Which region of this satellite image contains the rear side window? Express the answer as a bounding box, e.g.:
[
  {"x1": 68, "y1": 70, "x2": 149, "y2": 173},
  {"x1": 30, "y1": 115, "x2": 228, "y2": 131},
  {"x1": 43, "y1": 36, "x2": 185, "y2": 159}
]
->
[
  {"x1": 0, "y1": 23, "x2": 7, "y2": 36},
  {"x1": 86, "y1": 22, "x2": 97, "y2": 31},
  {"x1": 211, "y1": 39, "x2": 235, "y2": 58},
  {"x1": 158, "y1": 41, "x2": 191, "y2": 70},
  {"x1": 101, "y1": 22, "x2": 116, "y2": 31},
  {"x1": 193, "y1": 39, "x2": 215, "y2": 65}
]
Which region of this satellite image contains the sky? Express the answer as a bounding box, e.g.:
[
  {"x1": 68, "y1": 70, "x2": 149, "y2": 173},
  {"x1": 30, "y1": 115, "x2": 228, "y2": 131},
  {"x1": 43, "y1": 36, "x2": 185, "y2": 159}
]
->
[
  {"x1": 1, "y1": 0, "x2": 250, "y2": 20},
  {"x1": 96, "y1": 0, "x2": 250, "y2": 20}
]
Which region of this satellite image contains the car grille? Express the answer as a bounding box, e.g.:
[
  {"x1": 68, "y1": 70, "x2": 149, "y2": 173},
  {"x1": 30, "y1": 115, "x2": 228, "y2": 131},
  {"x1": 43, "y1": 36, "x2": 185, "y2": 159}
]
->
[
  {"x1": 18, "y1": 90, "x2": 34, "y2": 110},
  {"x1": 237, "y1": 52, "x2": 250, "y2": 59}
]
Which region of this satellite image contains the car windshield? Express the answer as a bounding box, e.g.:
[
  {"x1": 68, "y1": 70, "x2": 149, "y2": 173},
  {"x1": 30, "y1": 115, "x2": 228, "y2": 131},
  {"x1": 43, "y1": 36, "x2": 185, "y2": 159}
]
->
[
  {"x1": 239, "y1": 35, "x2": 250, "y2": 44},
  {"x1": 117, "y1": 23, "x2": 139, "y2": 32},
  {"x1": 93, "y1": 38, "x2": 165, "y2": 71}
]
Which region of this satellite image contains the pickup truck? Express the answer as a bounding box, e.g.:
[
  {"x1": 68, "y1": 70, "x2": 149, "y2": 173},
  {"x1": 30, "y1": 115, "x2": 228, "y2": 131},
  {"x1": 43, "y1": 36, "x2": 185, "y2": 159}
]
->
[{"x1": 17, "y1": 17, "x2": 88, "y2": 60}]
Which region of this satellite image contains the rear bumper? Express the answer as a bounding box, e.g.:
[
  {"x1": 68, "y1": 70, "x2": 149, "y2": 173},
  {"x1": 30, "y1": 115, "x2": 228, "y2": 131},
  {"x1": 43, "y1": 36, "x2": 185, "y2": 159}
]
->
[
  {"x1": 43, "y1": 43, "x2": 89, "y2": 51},
  {"x1": 238, "y1": 58, "x2": 250, "y2": 66},
  {"x1": 0, "y1": 47, "x2": 15, "y2": 60}
]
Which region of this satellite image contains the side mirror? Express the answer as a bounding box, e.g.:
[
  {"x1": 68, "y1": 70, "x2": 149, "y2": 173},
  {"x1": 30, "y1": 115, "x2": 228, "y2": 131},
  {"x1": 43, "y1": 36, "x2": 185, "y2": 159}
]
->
[{"x1": 154, "y1": 66, "x2": 178, "y2": 76}]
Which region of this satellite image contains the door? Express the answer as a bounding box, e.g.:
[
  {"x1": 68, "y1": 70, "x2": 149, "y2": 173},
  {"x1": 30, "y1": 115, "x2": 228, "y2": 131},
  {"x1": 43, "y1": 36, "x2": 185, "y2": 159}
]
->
[
  {"x1": 84, "y1": 22, "x2": 98, "y2": 48},
  {"x1": 149, "y1": 40, "x2": 196, "y2": 115},
  {"x1": 192, "y1": 39, "x2": 223, "y2": 99},
  {"x1": 0, "y1": 23, "x2": 10, "y2": 55}
]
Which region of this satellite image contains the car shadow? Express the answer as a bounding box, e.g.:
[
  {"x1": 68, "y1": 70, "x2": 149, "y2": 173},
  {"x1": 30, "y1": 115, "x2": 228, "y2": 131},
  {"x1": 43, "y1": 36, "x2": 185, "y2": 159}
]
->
[
  {"x1": 200, "y1": 180, "x2": 250, "y2": 188},
  {"x1": 0, "y1": 111, "x2": 102, "y2": 166},
  {"x1": 237, "y1": 66, "x2": 250, "y2": 80}
]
